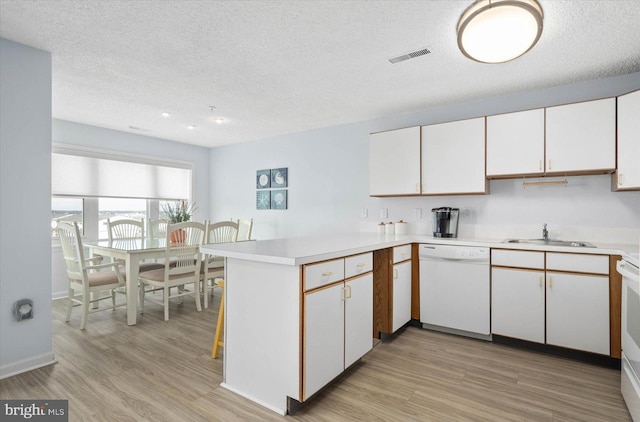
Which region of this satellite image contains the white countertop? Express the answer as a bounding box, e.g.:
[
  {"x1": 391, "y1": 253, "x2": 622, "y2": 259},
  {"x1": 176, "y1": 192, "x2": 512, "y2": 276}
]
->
[
  {"x1": 201, "y1": 232, "x2": 639, "y2": 266},
  {"x1": 201, "y1": 233, "x2": 414, "y2": 266}
]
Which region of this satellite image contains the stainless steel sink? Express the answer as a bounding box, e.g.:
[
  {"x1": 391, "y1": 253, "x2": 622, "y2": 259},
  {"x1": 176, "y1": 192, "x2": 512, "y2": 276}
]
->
[{"x1": 503, "y1": 239, "x2": 596, "y2": 248}]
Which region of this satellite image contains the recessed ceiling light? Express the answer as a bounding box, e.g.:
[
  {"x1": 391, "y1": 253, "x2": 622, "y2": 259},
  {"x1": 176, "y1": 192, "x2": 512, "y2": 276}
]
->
[
  {"x1": 213, "y1": 117, "x2": 225, "y2": 124},
  {"x1": 457, "y1": 0, "x2": 544, "y2": 64},
  {"x1": 160, "y1": 111, "x2": 170, "y2": 118},
  {"x1": 187, "y1": 125, "x2": 196, "y2": 130}
]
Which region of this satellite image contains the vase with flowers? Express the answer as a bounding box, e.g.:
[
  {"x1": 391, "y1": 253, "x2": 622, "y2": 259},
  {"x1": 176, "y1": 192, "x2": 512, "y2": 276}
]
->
[{"x1": 162, "y1": 200, "x2": 196, "y2": 244}]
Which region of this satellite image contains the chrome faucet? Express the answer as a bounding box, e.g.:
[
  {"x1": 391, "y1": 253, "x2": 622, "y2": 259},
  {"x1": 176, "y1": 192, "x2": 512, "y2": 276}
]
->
[{"x1": 542, "y1": 223, "x2": 549, "y2": 241}]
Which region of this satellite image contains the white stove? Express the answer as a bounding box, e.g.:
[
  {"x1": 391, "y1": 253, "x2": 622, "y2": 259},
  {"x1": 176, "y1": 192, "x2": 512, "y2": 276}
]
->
[{"x1": 620, "y1": 254, "x2": 640, "y2": 421}]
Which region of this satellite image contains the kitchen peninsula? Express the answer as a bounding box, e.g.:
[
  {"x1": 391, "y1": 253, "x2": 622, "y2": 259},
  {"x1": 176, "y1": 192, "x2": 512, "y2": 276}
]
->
[
  {"x1": 201, "y1": 233, "x2": 637, "y2": 415},
  {"x1": 201, "y1": 233, "x2": 413, "y2": 415}
]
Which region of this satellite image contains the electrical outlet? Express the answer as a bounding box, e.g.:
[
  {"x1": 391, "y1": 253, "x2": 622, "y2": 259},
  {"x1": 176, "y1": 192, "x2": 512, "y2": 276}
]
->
[
  {"x1": 361, "y1": 209, "x2": 368, "y2": 218},
  {"x1": 414, "y1": 208, "x2": 422, "y2": 220},
  {"x1": 14, "y1": 299, "x2": 33, "y2": 321},
  {"x1": 380, "y1": 208, "x2": 388, "y2": 219}
]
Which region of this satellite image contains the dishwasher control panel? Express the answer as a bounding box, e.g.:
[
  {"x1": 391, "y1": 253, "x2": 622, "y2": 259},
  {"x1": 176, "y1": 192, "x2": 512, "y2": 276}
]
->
[{"x1": 419, "y1": 244, "x2": 489, "y2": 261}]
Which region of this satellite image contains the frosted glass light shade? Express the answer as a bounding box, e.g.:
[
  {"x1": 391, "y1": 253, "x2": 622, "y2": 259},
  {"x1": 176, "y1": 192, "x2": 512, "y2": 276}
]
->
[{"x1": 458, "y1": 0, "x2": 543, "y2": 64}]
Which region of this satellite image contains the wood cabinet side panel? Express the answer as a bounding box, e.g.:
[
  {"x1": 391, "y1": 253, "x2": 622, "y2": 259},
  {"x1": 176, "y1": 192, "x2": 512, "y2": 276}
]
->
[
  {"x1": 411, "y1": 244, "x2": 420, "y2": 320},
  {"x1": 373, "y1": 248, "x2": 391, "y2": 336},
  {"x1": 610, "y1": 255, "x2": 622, "y2": 359}
]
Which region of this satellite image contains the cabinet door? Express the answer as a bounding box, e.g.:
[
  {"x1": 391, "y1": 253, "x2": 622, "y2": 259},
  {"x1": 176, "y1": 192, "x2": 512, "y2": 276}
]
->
[
  {"x1": 344, "y1": 273, "x2": 373, "y2": 368},
  {"x1": 486, "y1": 109, "x2": 544, "y2": 177},
  {"x1": 617, "y1": 90, "x2": 640, "y2": 189},
  {"x1": 546, "y1": 272, "x2": 610, "y2": 355},
  {"x1": 392, "y1": 261, "x2": 412, "y2": 332},
  {"x1": 369, "y1": 127, "x2": 421, "y2": 196},
  {"x1": 421, "y1": 118, "x2": 486, "y2": 195},
  {"x1": 546, "y1": 98, "x2": 616, "y2": 173},
  {"x1": 304, "y1": 283, "x2": 345, "y2": 399},
  {"x1": 491, "y1": 268, "x2": 545, "y2": 343}
]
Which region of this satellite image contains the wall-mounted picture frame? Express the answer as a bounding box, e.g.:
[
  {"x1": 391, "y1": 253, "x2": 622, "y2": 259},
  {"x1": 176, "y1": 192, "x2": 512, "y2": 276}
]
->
[
  {"x1": 271, "y1": 167, "x2": 288, "y2": 188},
  {"x1": 271, "y1": 189, "x2": 287, "y2": 210},
  {"x1": 256, "y1": 190, "x2": 270, "y2": 210},
  {"x1": 256, "y1": 169, "x2": 271, "y2": 189}
]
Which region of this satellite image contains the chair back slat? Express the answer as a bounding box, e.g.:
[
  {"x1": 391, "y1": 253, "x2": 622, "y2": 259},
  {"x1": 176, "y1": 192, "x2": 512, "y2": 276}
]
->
[
  {"x1": 107, "y1": 218, "x2": 144, "y2": 242},
  {"x1": 207, "y1": 221, "x2": 239, "y2": 244},
  {"x1": 149, "y1": 219, "x2": 168, "y2": 240},
  {"x1": 236, "y1": 218, "x2": 253, "y2": 241},
  {"x1": 166, "y1": 221, "x2": 205, "y2": 276},
  {"x1": 57, "y1": 221, "x2": 85, "y2": 281}
]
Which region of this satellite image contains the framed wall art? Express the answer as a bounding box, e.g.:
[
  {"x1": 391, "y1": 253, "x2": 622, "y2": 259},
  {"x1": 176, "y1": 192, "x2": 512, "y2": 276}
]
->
[
  {"x1": 270, "y1": 168, "x2": 288, "y2": 188},
  {"x1": 270, "y1": 189, "x2": 287, "y2": 210},
  {"x1": 256, "y1": 169, "x2": 271, "y2": 189},
  {"x1": 256, "y1": 190, "x2": 270, "y2": 210}
]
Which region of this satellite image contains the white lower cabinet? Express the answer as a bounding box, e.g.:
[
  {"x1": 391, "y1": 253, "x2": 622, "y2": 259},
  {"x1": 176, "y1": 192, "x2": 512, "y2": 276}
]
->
[
  {"x1": 304, "y1": 282, "x2": 345, "y2": 399},
  {"x1": 491, "y1": 267, "x2": 545, "y2": 343},
  {"x1": 491, "y1": 249, "x2": 611, "y2": 356},
  {"x1": 546, "y1": 272, "x2": 610, "y2": 355},
  {"x1": 344, "y1": 274, "x2": 374, "y2": 367},
  {"x1": 304, "y1": 273, "x2": 373, "y2": 399},
  {"x1": 392, "y1": 261, "x2": 412, "y2": 332}
]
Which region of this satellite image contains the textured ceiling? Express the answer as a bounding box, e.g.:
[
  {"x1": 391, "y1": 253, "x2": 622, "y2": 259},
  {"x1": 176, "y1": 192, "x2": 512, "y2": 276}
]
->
[{"x1": 1, "y1": 0, "x2": 640, "y2": 148}]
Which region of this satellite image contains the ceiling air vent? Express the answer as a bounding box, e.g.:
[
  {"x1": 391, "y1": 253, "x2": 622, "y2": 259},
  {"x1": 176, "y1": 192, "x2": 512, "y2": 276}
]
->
[{"x1": 388, "y1": 46, "x2": 432, "y2": 64}]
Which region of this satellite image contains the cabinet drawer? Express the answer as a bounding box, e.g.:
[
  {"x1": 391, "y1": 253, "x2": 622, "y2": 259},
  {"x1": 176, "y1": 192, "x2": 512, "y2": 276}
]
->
[
  {"x1": 546, "y1": 253, "x2": 609, "y2": 275},
  {"x1": 492, "y1": 249, "x2": 544, "y2": 269},
  {"x1": 393, "y1": 245, "x2": 412, "y2": 263},
  {"x1": 304, "y1": 259, "x2": 345, "y2": 291},
  {"x1": 345, "y1": 253, "x2": 373, "y2": 279}
]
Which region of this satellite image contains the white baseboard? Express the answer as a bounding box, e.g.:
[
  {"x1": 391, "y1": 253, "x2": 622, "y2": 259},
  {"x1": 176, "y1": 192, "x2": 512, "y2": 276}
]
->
[{"x1": 0, "y1": 352, "x2": 57, "y2": 380}]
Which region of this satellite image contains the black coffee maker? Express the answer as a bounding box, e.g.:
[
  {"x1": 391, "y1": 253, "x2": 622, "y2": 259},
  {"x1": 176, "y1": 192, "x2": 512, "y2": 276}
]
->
[{"x1": 431, "y1": 207, "x2": 459, "y2": 238}]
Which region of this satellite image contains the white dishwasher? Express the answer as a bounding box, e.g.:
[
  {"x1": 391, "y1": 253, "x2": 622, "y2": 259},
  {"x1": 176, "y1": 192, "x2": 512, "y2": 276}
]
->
[{"x1": 419, "y1": 244, "x2": 490, "y2": 339}]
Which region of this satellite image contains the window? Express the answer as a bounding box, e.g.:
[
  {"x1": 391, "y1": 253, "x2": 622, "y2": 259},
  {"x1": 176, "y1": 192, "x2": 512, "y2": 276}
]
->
[
  {"x1": 98, "y1": 198, "x2": 147, "y2": 240},
  {"x1": 51, "y1": 197, "x2": 83, "y2": 237},
  {"x1": 51, "y1": 145, "x2": 194, "y2": 241}
]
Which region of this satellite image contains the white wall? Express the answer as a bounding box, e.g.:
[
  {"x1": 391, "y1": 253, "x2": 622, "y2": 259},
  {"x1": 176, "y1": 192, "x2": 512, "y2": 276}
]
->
[
  {"x1": 0, "y1": 38, "x2": 55, "y2": 378},
  {"x1": 51, "y1": 119, "x2": 211, "y2": 298},
  {"x1": 209, "y1": 72, "x2": 640, "y2": 244}
]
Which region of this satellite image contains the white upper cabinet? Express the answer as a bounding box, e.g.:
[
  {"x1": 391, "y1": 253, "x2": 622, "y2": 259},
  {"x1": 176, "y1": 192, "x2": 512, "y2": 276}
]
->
[
  {"x1": 421, "y1": 117, "x2": 487, "y2": 195},
  {"x1": 369, "y1": 127, "x2": 421, "y2": 196},
  {"x1": 545, "y1": 98, "x2": 616, "y2": 173},
  {"x1": 616, "y1": 89, "x2": 640, "y2": 190},
  {"x1": 486, "y1": 109, "x2": 545, "y2": 177}
]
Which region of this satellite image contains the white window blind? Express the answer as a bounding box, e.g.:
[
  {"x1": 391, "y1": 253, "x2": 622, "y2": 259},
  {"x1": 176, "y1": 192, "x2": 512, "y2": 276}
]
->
[{"x1": 52, "y1": 149, "x2": 192, "y2": 200}]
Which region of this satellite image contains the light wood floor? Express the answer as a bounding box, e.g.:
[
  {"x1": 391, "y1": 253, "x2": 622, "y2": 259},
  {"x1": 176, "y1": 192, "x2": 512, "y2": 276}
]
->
[{"x1": 0, "y1": 292, "x2": 631, "y2": 421}]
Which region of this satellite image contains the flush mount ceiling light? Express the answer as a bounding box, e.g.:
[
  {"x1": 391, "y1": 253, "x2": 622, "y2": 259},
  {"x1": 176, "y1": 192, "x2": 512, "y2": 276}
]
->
[
  {"x1": 457, "y1": 0, "x2": 543, "y2": 64},
  {"x1": 160, "y1": 111, "x2": 170, "y2": 118}
]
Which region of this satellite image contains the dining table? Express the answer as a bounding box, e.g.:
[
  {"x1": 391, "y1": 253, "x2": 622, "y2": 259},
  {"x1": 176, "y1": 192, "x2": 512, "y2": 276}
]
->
[{"x1": 85, "y1": 238, "x2": 166, "y2": 325}]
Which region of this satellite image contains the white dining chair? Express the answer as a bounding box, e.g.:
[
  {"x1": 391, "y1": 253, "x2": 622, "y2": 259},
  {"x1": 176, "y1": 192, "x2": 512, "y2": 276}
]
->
[
  {"x1": 57, "y1": 221, "x2": 125, "y2": 329},
  {"x1": 107, "y1": 218, "x2": 164, "y2": 273},
  {"x1": 138, "y1": 221, "x2": 206, "y2": 321},
  {"x1": 148, "y1": 218, "x2": 168, "y2": 240},
  {"x1": 202, "y1": 221, "x2": 239, "y2": 309},
  {"x1": 236, "y1": 218, "x2": 253, "y2": 241}
]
